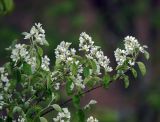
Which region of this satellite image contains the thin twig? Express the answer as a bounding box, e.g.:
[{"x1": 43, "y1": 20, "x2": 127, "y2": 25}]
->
[{"x1": 40, "y1": 84, "x2": 102, "y2": 116}]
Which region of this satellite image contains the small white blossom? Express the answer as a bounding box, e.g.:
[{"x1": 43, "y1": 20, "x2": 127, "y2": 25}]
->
[
  {"x1": 114, "y1": 48, "x2": 126, "y2": 66},
  {"x1": 79, "y1": 32, "x2": 94, "y2": 52},
  {"x1": 27, "y1": 56, "x2": 37, "y2": 72},
  {"x1": 0, "y1": 67, "x2": 10, "y2": 91},
  {"x1": 74, "y1": 74, "x2": 85, "y2": 89},
  {"x1": 10, "y1": 44, "x2": 29, "y2": 64},
  {"x1": 79, "y1": 32, "x2": 112, "y2": 73},
  {"x1": 55, "y1": 41, "x2": 76, "y2": 63},
  {"x1": 17, "y1": 116, "x2": 25, "y2": 122},
  {"x1": 53, "y1": 108, "x2": 71, "y2": 122},
  {"x1": 84, "y1": 100, "x2": 97, "y2": 109},
  {"x1": 87, "y1": 116, "x2": 98, "y2": 122},
  {"x1": 114, "y1": 36, "x2": 148, "y2": 67},
  {"x1": 124, "y1": 36, "x2": 147, "y2": 55},
  {"x1": 41, "y1": 55, "x2": 50, "y2": 71},
  {"x1": 23, "y1": 23, "x2": 48, "y2": 45}
]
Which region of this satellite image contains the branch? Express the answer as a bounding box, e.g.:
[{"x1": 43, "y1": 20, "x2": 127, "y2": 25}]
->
[{"x1": 40, "y1": 84, "x2": 102, "y2": 117}]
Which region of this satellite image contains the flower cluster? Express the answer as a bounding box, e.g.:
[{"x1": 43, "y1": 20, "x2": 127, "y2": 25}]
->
[
  {"x1": 51, "y1": 71, "x2": 62, "y2": 90},
  {"x1": 124, "y1": 36, "x2": 147, "y2": 55},
  {"x1": 10, "y1": 44, "x2": 37, "y2": 71},
  {"x1": 114, "y1": 48, "x2": 126, "y2": 66},
  {"x1": 0, "y1": 23, "x2": 149, "y2": 122},
  {"x1": 87, "y1": 116, "x2": 98, "y2": 122},
  {"x1": 23, "y1": 23, "x2": 48, "y2": 45},
  {"x1": 0, "y1": 67, "x2": 9, "y2": 91},
  {"x1": 10, "y1": 44, "x2": 29, "y2": 64},
  {"x1": 27, "y1": 56, "x2": 37, "y2": 72},
  {"x1": 70, "y1": 61, "x2": 85, "y2": 90},
  {"x1": 55, "y1": 41, "x2": 76, "y2": 63},
  {"x1": 79, "y1": 32, "x2": 112, "y2": 73},
  {"x1": 53, "y1": 108, "x2": 71, "y2": 122},
  {"x1": 114, "y1": 36, "x2": 147, "y2": 67},
  {"x1": 41, "y1": 55, "x2": 50, "y2": 71}
]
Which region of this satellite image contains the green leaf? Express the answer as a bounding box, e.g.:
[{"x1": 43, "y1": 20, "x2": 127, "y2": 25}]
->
[
  {"x1": 66, "y1": 78, "x2": 73, "y2": 95},
  {"x1": 72, "y1": 95, "x2": 80, "y2": 109},
  {"x1": 4, "y1": 62, "x2": 12, "y2": 74},
  {"x1": 131, "y1": 68, "x2": 137, "y2": 78},
  {"x1": 83, "y1": 67, "x2": 90, "y2": 77},
  {"x1": 71, "y1": 63, "x2": 77, "y2": 75},
  {"x1": 137, "y1": 62, "x2": 146, "y2": 76},
  {"x1": 13, "y1": 69, "x2": 21, "y2": 82},
  {"x1": 13, "y1": 106, "x2": 22, "y2": 113},
  {"x1": 40, "y1": 117, "x2": 48, "y2": 122},
  {"x1": 124, "y1": 75, "x2": 129, "y2": 88},
  {"x1": 26, "y1": 106, "x2": 42, "y2": 119},
  {"x1": 23, "y1": 63, "x2": 32, "y2": 75},
  {"x1": 77, "y1": 109, "x2": 85, "y2": 122},
  {"x1": 51, "y1": 104, "x2": 62, "y2": 112},
  {"x1": 103, "y1": 73, "x2": 111, "y2": 88},
  {"x1": 37, "y1": 46, "x2": 43, "y2": 57},
  {"x1": 0, "y1": 0, "x2": 14, "y2": 14},
  {"x1": 144, "y1": 51, "x2": 150, "y2": 60},
  {"x1": 89, "y1": 60, "x2": 97, "y2": 73},
  {"x1": 84, "y1": 76, "x2": 100, "y2": 87}
]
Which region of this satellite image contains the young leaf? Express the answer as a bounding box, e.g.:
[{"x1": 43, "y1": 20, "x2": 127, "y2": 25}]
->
[
  {"x1": 89, "y1": 59, "x2": 97, "y2": 73},
  {"x1": 103, "y1": 73, "x2": 111, "y2": 88},
  {"x1": 84, "y1": 76, "x2": 99, "y2": 88},
  {"x1": 72, "y1": 95, "x2": 80, "y2": 109},
  {"x1": 51, "y1": 104, "x2": 62, "y2": 112},
  {"x1": 77, "y1": 109, "x2": 85, "y2": 122},
  {"x1": 83, "y1": 67, "x2": 90, "y2": 77},
  {"x1": 37, "y1": 46, "x2": 43, "y2": 57},
  {"x1": 137, "y1": 62, "x2": 146, "y2": 76},
  {"x1": 66, "y1": 78, "x2": 73, "y2": 95},
  {"x1": 23, "y1": 63, "x2": 32, "y2": 75},
  {"x1": 124, "y1": 75, "x2": 129, "y2": 88},
  {"x1": 71, "y1": 63, "x2": 78, "y2": 75},
  {"x1": 3, "y1": 0, "x2": 14, "y2": 13},
  {"x1": 131, "y1": 68, "x2": 137, "y2": 78},
  {"x1": 13, "y1": 106, "x2": 22, "y2": 113},
  {"x1": 40, "y1": 117, "x2": 48, "y2": 122},
  {"x1": 144, "y1": 51, "x2": 150, "y2": 60}
]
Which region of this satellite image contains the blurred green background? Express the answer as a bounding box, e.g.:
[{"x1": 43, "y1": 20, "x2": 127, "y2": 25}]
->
[{"x1": 0, "y1": 0, "x2": 160, "y2": 122}]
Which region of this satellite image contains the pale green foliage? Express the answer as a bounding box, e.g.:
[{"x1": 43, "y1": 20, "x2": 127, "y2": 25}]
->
[{"x1": 0, "y1": 23, "x2": 149, "y2": 122}]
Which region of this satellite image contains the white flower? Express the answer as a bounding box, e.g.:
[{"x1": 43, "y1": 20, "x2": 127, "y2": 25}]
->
[
  {"x1": 41, "y1": 55, "x2": 50, "y2": 71},
  {"x1": 84, "y1": 100, "x2": 97, "y2": 109},
  {"x1": 124, "y1": 36, "x2": 147, "y2": 55},
  {"x1": 114, "y1": 48, "x2": 126, "y2": 66},
  {"x1": 74, "y1": 74, "x2": 85, "y2": 89},
  {"x1": 114, "y1": 36, "x2": 148, "y2": 67},
  {"x1": 55, "y1": 41, "x2": 75, "y2": 63},
  {"x1": 0, "y1": 67, "x2": 10, "y2": 91},
  {"x1": 87, "y1": 116, "x2": 98, "y2": 122},
  {"x1": 23, "y1": 23, "x2": 48, "y2": 45},
  {"x1": 17, "y1": 116, "x2": 25, "y2": 122},
  {"x1": 10, "y1": 44, "x2": 29, "y2": 63},
  {"x1": 124, "y1": 36, "x2": 140, "y2": 55},
  {"x1": 27, "y1": 57, "x2": 37, "y2": 72},
  {"x1": 79, "y1": 32, "x2": 112, "y2": 73},
  {"x1": 128, "y1": 60, "x2": 135, "y2": 66},
  {"x1": 53, "y1": 108, "x2": 71, "y2": 122},
  {"x1": 79, "y1": 32, "x2": 94, "y2": 52}
]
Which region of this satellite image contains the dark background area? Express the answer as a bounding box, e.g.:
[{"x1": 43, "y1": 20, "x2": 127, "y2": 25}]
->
[{"x1": 0, "y1": 0, "x2": 160, "y2": 122}]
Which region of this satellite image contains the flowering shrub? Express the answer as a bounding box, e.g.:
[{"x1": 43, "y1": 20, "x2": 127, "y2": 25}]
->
[{"x1": 0, "y1": 23, "x2": 149, "y2": 122}]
